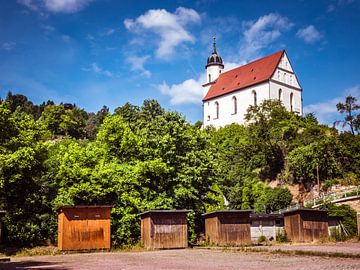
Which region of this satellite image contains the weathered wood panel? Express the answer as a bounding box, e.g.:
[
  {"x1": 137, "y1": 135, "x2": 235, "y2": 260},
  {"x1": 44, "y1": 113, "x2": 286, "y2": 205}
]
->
[
  {"x1": 284, "y1": 209, "x2": 328, "y2": 243},
  {"x1": 140, "y1": 210, "x2": 189, "y2": 249},
  {"x1": 203, "y1": 211, "x2": 251, "y2": 246},
  {"x1": 58, "y1": 206, "x2": 111, "y2": 251}
]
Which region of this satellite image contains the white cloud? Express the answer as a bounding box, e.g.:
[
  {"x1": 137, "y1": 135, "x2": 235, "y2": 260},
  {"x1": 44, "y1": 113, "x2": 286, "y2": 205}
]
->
[
  {"x1": 18, "y1": 0, "x2": 92, "y2": 14},
  {"x1": 127, "y1": 55, "x2": 151, "y2": 78},
  {"x1": 91, "y1": 63, "x2": 112, "y2": 77},
  {"x1": 1, "y1": 42, "x2": 16, "y2": 51},
  {"x1": 124, "y1": 7, "x2": 201, "y2": 58},
  {"x1": 296, "y1": 25, "x2": 322, "y2": 44},
  {"x1": 303, "y1": 85, "x2": 360, "y2": 125},
  {"x1": 327, "y1": 0, "x2": 354, "y2": 12},
  {"x1": 158, "y1": 73, "x2": 205, "y2": 105},
  {"x1": 240, "y1": 13, "x2": 293, "y2": 61}
]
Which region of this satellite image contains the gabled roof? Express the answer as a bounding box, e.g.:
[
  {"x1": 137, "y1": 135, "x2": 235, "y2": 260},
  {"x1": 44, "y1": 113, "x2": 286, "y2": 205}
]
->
[{"x1": 203, "y1": 50, "x2": 284, "y2": 101}]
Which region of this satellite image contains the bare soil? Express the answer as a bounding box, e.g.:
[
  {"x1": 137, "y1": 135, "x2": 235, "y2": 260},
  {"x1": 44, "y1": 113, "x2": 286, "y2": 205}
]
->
[{"x1": 1, "y1": 246, "x2": 360, "y2": 270}]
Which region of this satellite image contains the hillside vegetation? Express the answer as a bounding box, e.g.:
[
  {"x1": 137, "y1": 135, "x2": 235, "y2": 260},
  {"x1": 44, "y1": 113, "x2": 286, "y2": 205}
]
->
[{"x1": 0, "y1": 92, "x2": 359, "y2": 247}]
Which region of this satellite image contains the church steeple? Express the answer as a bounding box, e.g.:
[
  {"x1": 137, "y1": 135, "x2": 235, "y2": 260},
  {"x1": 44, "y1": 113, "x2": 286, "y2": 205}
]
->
[{"x1": 205, "y1": 37, "x2": 224, "y2": 84}]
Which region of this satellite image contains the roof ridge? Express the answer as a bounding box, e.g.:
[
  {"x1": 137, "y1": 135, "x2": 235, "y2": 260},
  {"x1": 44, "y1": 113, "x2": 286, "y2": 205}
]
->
[{"x1": 220, "y1": 50, "x2": 285, "y2": 77}]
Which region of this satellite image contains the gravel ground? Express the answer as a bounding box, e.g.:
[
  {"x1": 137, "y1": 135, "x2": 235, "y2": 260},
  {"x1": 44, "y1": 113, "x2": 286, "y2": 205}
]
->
[{"x1": 1, "y1": 248, "x2": 360, "y2": 270}]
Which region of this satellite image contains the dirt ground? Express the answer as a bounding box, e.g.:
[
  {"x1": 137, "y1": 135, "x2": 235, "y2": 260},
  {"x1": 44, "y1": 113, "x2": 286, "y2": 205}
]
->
[{"x1": 1, "y1": 246, "x2": 360, "y2": 270}]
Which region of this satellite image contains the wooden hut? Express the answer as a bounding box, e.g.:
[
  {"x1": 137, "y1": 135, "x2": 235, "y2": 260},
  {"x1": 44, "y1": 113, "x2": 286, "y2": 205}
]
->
[
  {"x1": 202, "y1": 210, "x2": 251, "y2": 246},
  {"x1": 0, "y1": 210, "x2": 6, "y2": 244},
  {"x1": 250, "y1": 213, "x2": 284, "y2": 242},
  {"x1": 139, "y1": 210, "x2": 190, "y2": 249},
  {"x1": 57, "y1": 205, "x2": 112, "y2": 251},
  {"x1": 283, "y1": 208, "x2": 328, "y2": 242}
]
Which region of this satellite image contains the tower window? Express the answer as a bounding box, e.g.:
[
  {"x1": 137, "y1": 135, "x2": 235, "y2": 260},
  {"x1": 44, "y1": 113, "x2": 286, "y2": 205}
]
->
[
  {"x1": 232, "y1": 96, "x2": 237, "y2": 114},
  {"x1": 208, "y1": 74, "x2": 211, "y2": 83},
  {"x1": 215, "y1": 101, "x2": 219, "y2": 119},
  {"x1": 252, "y1": 90, "x2": 257, "y2": 106},
  {"x1": 290, "y1": 93, "x2": 294, "y2": 112},
  {"x1": 278, "y1": 89, "x2": 282, "y2": 101}
]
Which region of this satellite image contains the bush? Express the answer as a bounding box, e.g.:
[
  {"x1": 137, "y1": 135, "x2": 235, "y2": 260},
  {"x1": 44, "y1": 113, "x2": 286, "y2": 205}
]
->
[
  {"x1": 276, "y1": 230, "x2": 287, "y2": 243},
  {"x1": 258, "y1": 235, "x2": 267, "y2": 243}
]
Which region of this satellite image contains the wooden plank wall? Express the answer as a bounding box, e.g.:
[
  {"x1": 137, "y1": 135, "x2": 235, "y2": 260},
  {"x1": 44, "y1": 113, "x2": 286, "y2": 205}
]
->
[
  {"x1": 284, "y1": 213, "x2": 301, "y2": 242},
  {"x1": 218, "y1": 213, "x2": 251, "y2": 245},
  {"x1": 284, "y1": 211, "x2": 328, "y2": 242},
  {"x1": 141, "y1": 212, "x2": 188, "y2": 249},
  {"x1": 204, "y1": 216, "x2": 219, "y2": 244},
  {"x1": 58, "y1": 207, "x2": 111, "y2": 251},
  {"x1": 301, "y1": 211, "x2": 328, "y2": 242}
]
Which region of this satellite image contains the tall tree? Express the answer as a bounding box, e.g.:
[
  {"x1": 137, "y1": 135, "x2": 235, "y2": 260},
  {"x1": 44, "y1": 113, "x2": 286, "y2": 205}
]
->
[{"x1": 335, "y1": 95, "x2": 359, "y2": 135}]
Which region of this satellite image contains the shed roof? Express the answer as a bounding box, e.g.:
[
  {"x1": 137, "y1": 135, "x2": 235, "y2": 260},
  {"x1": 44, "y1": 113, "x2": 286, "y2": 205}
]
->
[
  {"x1": 57, "y1": 205, "x2": 113, "y2": 213},
  {"x1": 203, "y1": 50, "x2": 284, "y2": 101},
  {"x1": 138, "y1": 210, "x2": 192, "y2": 217},
  {"x1": 250, "y1": 213, "x2": 283, "y2": 219},
  {"x1": 202, "y1": 210, "x2": 252, "y2": 217},
  {"x1": 281, "y1": 208, "x2": 328, "y2": 215}
]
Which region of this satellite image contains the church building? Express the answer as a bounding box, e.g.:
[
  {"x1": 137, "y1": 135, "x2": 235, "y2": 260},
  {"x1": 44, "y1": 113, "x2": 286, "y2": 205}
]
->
[{"x1": 202, "y1": 38, "x2": 303, "y2": 129}]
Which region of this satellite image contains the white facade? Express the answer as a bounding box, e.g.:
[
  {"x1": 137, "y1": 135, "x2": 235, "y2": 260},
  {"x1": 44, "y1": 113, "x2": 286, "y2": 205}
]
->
[{"x1": 203, "y1": 52, "x2": 302, "y2": 129}]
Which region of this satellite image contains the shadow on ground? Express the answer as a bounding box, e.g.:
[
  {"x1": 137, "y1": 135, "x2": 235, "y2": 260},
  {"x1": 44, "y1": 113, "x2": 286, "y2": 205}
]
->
[{"x1": 0, "y1": 261, "x2": 68, "y2": 270}]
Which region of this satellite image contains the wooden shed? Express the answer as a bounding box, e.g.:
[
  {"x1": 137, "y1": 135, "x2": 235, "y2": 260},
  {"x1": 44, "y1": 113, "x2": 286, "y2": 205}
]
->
[
  {"x1": 0, "y1": 210, "x2": 6, "y2": 244},
  {"x1": 250, "y1": 213, "x2": 284, "y2": 242},
  {"x1": 202, "y1": 210, "x2": 251, "y2": 246},
  {"x1": 139, "y1": 210, "x2": 190, "y2": 249},
  {"x1": 283, "y1": 208, "x2": 329, "y2": 242},
  {"x1": 57, "y1": 205, "x2": 112, "y2": 251}
]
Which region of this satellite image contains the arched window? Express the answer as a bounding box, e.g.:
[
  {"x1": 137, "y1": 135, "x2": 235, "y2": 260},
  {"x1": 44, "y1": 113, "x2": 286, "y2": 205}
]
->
[
  {"x1": 290, "y1": 93, "x2": 294, "y2": 112},
  {"x1": 284, "y1": 73, "x2": 287, "y2": 84},
  {"x1": 252, "y1": 90, "x2": 257, "y2": 106},
  {"x1": 215, "y1": 101, "x2": 219, "y2": 119},
  {"x1": 278, "y1": 89, "x2": 282, "y2": 101},
  {"x1": 232, "y1": 96, "x2": 237, "y2": 114},
  {"x1": 277, "y1": 70, "x2": 281, "y2": 80},
  {"x1": 207, "y1": 115, "x2": 210, "y2": 121},
  {"x1": 208, "y1": 74, "x2": 211, "y2": 83},
  {"x1": 290, "y1": 75, "x2": 293, "y2": 85}
]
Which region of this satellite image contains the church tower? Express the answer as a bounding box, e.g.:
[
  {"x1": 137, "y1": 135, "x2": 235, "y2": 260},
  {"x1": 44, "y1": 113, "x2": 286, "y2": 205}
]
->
[{"x1": 203, "y1": 37, "x2": 224, "y2": 97}]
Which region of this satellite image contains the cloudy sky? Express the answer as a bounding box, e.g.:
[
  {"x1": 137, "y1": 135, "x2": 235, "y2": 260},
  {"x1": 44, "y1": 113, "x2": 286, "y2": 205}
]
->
[{"x1": 0, "y1": 0, "x2": 359, "y2": 124}]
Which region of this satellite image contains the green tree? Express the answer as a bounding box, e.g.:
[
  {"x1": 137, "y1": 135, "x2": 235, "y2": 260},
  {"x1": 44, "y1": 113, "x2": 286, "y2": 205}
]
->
[{"x1": 335, "y1": 95, "x2": 359, "y2": 135}]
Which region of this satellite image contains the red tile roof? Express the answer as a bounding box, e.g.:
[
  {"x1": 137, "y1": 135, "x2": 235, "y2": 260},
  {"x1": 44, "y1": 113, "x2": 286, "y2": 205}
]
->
[{"x1": 203, "y1": 50, "x2": 284, "y2": 101}]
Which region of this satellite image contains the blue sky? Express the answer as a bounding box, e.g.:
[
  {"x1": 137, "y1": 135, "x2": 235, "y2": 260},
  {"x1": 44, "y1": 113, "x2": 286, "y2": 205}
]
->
[{"x1": 0, "y1": 0, "x2": 359, "y2": 124}]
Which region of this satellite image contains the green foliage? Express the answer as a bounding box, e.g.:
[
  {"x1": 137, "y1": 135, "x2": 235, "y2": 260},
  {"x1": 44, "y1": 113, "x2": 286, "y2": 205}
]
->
[
  {"x1": 320, "y1": 203, "x2": 357, "y2": 238},
  {"x1": 257, "y1": 235, "x2": 267, "y2": 243},
  {"x1": 1, "y1": 94, "x2": 359, "y2": 248},
  {"x1": 276, "y1": 230, "x2": 287, "y2": 243}
]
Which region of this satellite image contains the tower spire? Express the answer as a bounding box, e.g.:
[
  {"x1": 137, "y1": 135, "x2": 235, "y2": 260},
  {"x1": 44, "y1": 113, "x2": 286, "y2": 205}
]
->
[{"x1": 212, "y1": 36, "x2": 217, "y2": 54}]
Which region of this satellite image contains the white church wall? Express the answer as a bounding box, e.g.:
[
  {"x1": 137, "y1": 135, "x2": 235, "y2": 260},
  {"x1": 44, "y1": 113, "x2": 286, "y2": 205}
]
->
[
  {"x1": 269, "y1": 81, "x2": 302, "y2": 115},
  {"x1": 206, "y1": 65, "x2": 223, "y2": 84},
  {"x1": 203, "y1": 82, "x2": 269, "y2": 128}
]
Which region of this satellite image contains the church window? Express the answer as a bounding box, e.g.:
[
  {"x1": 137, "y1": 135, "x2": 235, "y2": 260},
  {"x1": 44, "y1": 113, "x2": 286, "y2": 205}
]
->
[
  {"x1": 278, "y1": 89, "x2": 282, "y2": 101},
  {"x1": 277, "y1": 71, "x2": 280, "y2": 80},
  {"x1": 215, "y1": 101, "x2": 219, "y2": 119},
  {"x1": 232, "y1": 96, "x2": 237, "y2": 114},
  {"x1": 290, "y1": 75, "x2": 293, "y2": 85},
  {"x1": 283, "y1": 73, "x2": 287, "y2": 83},
  {"x1": 208, "y1": 74, "x2": 211, "y2": 83},
  {"x1": 252, "y1": 90, "x2": 257, "y2": 106},
  {"x1": 207, "y1": 115, "x2": 210, "y2": 121},
  {"x1": 290, "y1": 93, "x2": 294, "y2": 112}
]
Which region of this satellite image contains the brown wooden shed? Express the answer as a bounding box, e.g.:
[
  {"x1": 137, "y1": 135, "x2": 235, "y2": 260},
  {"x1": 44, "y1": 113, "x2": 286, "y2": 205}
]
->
[
  {"x1": 139, "y1": 210, "x2": 190, "y2": 249},
  {"x1": 283, "y1": 208, "x2": 329, "y2": 242},
  {"x1": 202, "y1": 210, "x2": 252, "y2": 246},
  {"x1": 57, "y1": 205, "x2": 112, "y2": 251}
]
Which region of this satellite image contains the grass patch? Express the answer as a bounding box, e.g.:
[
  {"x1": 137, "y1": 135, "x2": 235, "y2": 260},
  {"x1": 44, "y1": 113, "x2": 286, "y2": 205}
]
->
[{"x1": 240, "y1": 247, "x2": 360, "y2": 259}]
